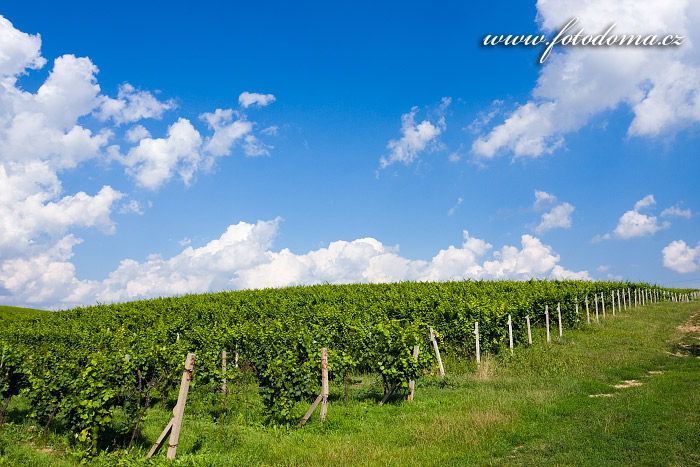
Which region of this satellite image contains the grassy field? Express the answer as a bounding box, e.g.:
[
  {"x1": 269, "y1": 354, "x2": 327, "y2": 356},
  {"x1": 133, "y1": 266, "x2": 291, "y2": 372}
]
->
[{"x1": 1, "y1": 299, "x2": 699, "y2": 466}]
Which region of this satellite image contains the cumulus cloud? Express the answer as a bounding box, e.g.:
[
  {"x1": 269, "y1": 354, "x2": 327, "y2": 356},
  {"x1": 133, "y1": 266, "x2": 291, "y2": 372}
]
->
[
  {"x1": 532, "y1": 191, "x2": 574, "y2": 234},
  {"x1": 0, "y1": 15, "x2": 46, "y2": 78},
  {"x1": 533, "y1": 190, "x2": 558, "y2": 211},
  {"x1": 238, "y1": 92, "x2": 276, "y2": 108},
  {"x1": 472, "y1": 1, "x2": 700, "y2": 158},
  {"x1": 125, "y1": 124, "x2": 151, "y2": 143},
  {"x1": 97, "y1": 83, "x2": 175, "y2": 125},
  {"x1": 661, "y1": 204, "x2": 692, "y2": 219},
  {"x1": 0, "y1": 15, "x2": 281, "y2": 310},
  {"x1": 662, "y1": 240, "x2": 700, "y2": 273},
  {"x1": 594, "y1": 194, "x2": 670, "y2": 241},
  {"x1": 200, "y1": 108, "x2": 254, "y2": 157},
  {"x1": 0, "y1": 220, "x2": 590, "y2": 309},
  {"x1": 122, "y1": 118, "x2": 203, "y2": 190},
  {"x1": 0, "y1": 161, "x2": 123, "y2": 257},
  {"x1": 613, "y1": 195, "x2": 670, "y2": 239},
  {"x1": 536, "y1": 202, "x2": 574, "y2": 234},
  {"x1": 380, "y1": 98, "x2": 450, "y2": 168}
]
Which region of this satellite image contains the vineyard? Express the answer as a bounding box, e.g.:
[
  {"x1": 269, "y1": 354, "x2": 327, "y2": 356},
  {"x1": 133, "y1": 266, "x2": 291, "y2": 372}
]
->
[{"x1": 0, "y1": 280, "x2": 697, "y2": 461}]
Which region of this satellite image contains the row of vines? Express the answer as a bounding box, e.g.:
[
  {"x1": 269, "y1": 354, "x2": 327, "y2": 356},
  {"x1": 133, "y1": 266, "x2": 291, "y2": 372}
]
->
[{"x1": 0, "y1": 280, "x2": 696, "y2": 459}]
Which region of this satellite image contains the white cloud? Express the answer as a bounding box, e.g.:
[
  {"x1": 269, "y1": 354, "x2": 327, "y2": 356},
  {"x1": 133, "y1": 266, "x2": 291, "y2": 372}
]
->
[
  {"x1": 532, "y1": 191, "x2": 574, "y2": 234},
  {"x1": 0, "y1": 16, "x2": 285, "y2": 309},
  {"x1": 662, "y1": 240, "x2": 700, "y2": 273},
  {"x1": 122, "y1": 118, "x2": 202, "y2": 190},
  {"x1": 380, "y1": 99, "x2": 450, "y2": 168},
  {"x1": 238, "y1": 92, "x2": 276, "y2": 108},
  {"x1": 260, "y1": 125, "x2": 279, "y2": 136},
  {"x1": 242, "y1": 134, "x2": 271, "y2": 157},
  {"x1": 661, "y1": 204, "x2": 692, "y2": 219},
  {"x1": 97, "y1": 83, "x2": 175, "y2": 125},
  {"x1": 634, "y1": 194, "x2": 656, "y2": 211},
  {"x1": 594, "y1": 195, "x2": 671, "y2": 241},
  {"x1": 613, "y1": 210, "x2": 667, "y2": 239},
  {"x1": 0, "y1": 220, "x2": 590, "y2": 309},
  {"x1": 473, "y1": 1, "x2": 700, "y2": 158},
  {"x1": 447, "y1": 197, "x2": 463, "y2": 216},
  {"x1": 613, "y1": 195, "x2": 670, "y2": 239},
  {"x1": 119, "y1": 199, "x2": 144, "y2": 215},
  {"x1": 533, "y1": 190, "x2": 558, "y2": 211},
  {"x1": 536, "y1": 202, "x2": 574, "y2": 234},
  {"x1": 0, "y1": 161, "x2": 123, "y2": 257},
  {"x1": 0, "y1": 15, "x2": 46, "y2": 78},
  {"x1": 200, "y1": 108, "x2": 254, "y2": 157},
  {"x1": 125, "y1": 124, "x2": 150, "y2": 143},
  {"x1": 0, "y1": 235, "x2": 83, "y2": 306}
]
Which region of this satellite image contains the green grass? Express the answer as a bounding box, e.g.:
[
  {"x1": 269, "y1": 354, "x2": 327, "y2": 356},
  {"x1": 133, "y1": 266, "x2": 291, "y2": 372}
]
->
[{"x1": 1, "y1": 300, "x2": 699, "y2": 466}]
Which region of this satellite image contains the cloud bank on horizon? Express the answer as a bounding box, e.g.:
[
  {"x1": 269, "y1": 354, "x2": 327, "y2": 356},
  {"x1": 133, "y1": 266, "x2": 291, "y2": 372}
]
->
[{"x1": 0, "y1": 0, "x2": 698, "y2": 310}]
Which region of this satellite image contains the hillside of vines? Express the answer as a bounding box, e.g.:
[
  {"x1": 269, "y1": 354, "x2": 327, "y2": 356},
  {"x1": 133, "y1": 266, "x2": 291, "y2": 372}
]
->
[{"x1": 1, "y1": 279, "x2": 696, "y2": 460}]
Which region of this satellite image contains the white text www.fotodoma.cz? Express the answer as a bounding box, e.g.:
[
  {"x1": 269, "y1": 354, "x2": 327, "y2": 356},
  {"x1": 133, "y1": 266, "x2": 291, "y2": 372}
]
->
[{"x1": 482, "y1": 17, "x2": 684, "y2": 64}]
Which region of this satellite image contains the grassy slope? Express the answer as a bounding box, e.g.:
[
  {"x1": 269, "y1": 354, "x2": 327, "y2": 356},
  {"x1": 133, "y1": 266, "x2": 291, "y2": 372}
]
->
[{"x1": 1, "y1": 300, "x2": 699, "y2": 466}]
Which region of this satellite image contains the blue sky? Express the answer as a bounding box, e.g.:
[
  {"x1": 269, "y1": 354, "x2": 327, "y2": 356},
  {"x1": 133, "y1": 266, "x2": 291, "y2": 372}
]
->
[{"x1": 1, "y1": 1, "x2": 699, "y2": 309}]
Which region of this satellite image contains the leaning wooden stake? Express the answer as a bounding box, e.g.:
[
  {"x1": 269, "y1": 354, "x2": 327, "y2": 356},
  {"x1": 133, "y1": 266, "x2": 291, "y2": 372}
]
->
[
  {"x1": 475, "y1": 322, "x2": 481, "y2": 365},
  {"x1": 545, "y1": 305, "x2": 550, "y2": 342},
  {"x1": 299, "y1": 348, "x2": 330, "y2": 425},
  {"x1": 147, "y1": 353, "x2": 195, "y2": 460},
  {"x1": 575, "y1": 298, "x2": 580, "y2": 329},
  {"x1": 508, "y1": 314, "x2": 513, "y2": 355},
  {"x1": 430, "y1": 328, "x2": 445, "y2": 378},
  {"x1": 407, "y1": 345, "x2": 420, "y2": 402},
  {"x1": 585, "y1": 296, "x2": 590, "y2": 325}
]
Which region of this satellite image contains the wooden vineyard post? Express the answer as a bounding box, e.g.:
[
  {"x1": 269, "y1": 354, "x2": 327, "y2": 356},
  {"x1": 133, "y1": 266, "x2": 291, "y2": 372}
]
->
[
  {"x1": 585, "y1": 296, "x2": 590, "y2": 325},
  {"x1": 557, "y1": 303, "x2": 562, "y2": 338},
  {"x1": 617, "y1": 290, "x2": 627, "y2": 311},
  {"x1": 147, "y1": 353, "x2": 195, "y2": 460},
  {"x1": 475, "y1": 322, "x2": 481, "y2": 365},
  {"x1": 222, "y1": 350, "x2": 227, "y2": 395},
  {"x1": 407, "y1": 345, "x2": 420, "y2": 403},
  {"x1": 575, "y1": 298, "x2": 580, "y2": 329},
  {"x1": 299, "y1": 348, "x2": 329, "y2": 425},
  {"x1": 601, "y1": 292, "x2": 606, "y2": 318},
  {"x1": 545, "y1": 305, "x2": 550, "y2": 343},
  {"x1": 612, "y1": 291, "x2": 615, "y2": 316},
  {"x1": 634, "y1": 289, "x2": 637, "y2": 308},
  {"x1": 622, "y1": 289, "x2": 626, "y2": 310},
  {"x1": 595, "y1": 294, "x2": 599, "y2": 322},
  {"x1": 430, "y1": 328, "x2": 445, "y2": 378},
  {"x1": 320, "y1": 348, "x2": 329, "y2": 422},
  {"x1": 526, "y1": 315, "x2": 532, "y2": 344},
  {"x1": 628, "y1": 288, "x2": 631, "y2": 309},
  {"x1": 508, "y1": 314, "x2": 513, "y2": 355}
]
